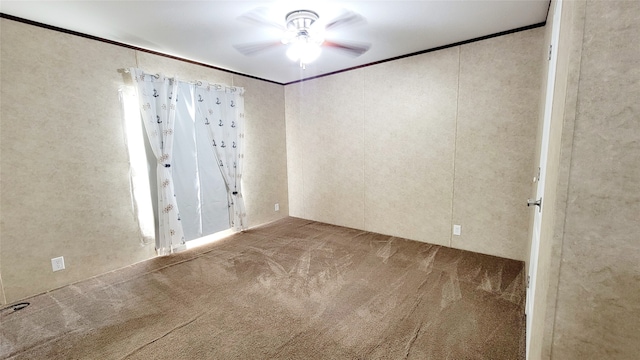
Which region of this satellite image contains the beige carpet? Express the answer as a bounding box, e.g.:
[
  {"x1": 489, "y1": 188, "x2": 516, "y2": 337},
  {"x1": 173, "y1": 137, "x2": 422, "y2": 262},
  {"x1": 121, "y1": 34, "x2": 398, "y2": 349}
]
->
[{"x1": 1, "y1": 217, "x2": 526, "y2": 359}]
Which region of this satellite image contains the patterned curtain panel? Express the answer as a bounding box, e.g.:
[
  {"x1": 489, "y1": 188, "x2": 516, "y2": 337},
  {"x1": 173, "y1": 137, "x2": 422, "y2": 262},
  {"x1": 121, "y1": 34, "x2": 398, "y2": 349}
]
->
[
  {"x1": 194, "y1": 83, "x2": 247, "y2": 231},
  {"x1": 129, "y1": 68, "x2": 186, "y2": 255}
]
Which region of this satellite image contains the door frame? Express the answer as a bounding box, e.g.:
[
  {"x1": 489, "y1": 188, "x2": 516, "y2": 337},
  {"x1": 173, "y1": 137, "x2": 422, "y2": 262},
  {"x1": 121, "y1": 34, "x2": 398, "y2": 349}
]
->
[{"x1": 526, "y1": 0, "x2": 563, "y2": 358}]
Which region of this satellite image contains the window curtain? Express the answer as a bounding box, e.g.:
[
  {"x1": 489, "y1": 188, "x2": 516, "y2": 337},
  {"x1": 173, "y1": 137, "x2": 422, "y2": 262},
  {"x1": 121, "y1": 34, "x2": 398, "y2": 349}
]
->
[
  {"x1": 173, "y1": 81, "x2": 230, "y2": 240},
  {"x1": 119, "y1": 85, "x2": 155, "y2": 244},
  {"x1": 129, "y1": 68, "x2": 186, "y2": 255},
  {"x1": 194, "y1": 83, "x2": 247, "y2": 231}
]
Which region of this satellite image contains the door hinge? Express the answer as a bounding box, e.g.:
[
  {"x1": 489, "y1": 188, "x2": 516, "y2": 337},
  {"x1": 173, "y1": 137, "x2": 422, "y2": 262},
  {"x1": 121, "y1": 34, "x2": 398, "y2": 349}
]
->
[
  {"x1": 527, "y1": 275, "x2": 531, "y2": 288},
  {"x1": 548, "y1": 44, "x2": 553, "y2": 61}
]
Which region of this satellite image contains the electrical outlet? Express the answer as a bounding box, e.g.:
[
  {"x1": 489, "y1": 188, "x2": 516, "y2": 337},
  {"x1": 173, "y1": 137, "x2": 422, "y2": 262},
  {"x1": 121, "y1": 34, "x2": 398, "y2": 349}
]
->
[
  {"x1": 51, "y1": 256, "x2": 65, "y2": 272},
  {"x1": 274, "y1": 203, "x2": 280, "y2": 212},
  {"x1": 453, "y1": 225, "x2": 462, "y2": 236}
]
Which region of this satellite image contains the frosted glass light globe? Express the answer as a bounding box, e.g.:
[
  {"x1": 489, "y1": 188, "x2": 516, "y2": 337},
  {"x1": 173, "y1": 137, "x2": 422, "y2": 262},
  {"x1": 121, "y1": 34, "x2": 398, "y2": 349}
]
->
[{"x1": 286, "y1": 39, "x2": 321, "y2": 64}]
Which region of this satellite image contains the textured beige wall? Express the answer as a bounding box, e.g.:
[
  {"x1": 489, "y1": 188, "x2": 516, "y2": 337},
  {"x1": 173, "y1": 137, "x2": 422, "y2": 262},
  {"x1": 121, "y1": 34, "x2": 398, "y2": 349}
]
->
[
  {"x1": 547, "y1": 0, "x2": 640, "y2": 358},
  {"x1": 234, "y1": 75, "x2": 289, "y2": 227},
  {"x1": 0, "y1": 238, "x2": 4, "y2": 304},
  {"x1": 0, "y1": 18, "x2": 288, "y2": 303},
  {"x1": 453, "y1": 29, "x2": 543, "y2": 260},
  {"x1": 0, "y1": 266, "x2": 5, "y2": 304},
  {"x1": 286, "y1": 28, "x2": 544, "y2": 261},
  {"x1": 541, "y1": 4, "x2": 585, "y2": 358},
  {"x1": 0, "y1": 19, "x2": 155, "y2": 303},
  {"x1": 364, "y1": 48, "x2": 459, "y2": 246},
  {"x1": 286, "y1": 71, "x2": 366, "y2": 229}
]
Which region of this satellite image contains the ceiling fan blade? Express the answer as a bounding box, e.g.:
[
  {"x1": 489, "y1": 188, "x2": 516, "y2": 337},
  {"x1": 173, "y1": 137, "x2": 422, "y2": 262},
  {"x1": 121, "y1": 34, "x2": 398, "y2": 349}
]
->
[
  {"x1": 237, "y1": 7, "x2": 286, "y2": 31},
  {"x1": 324, "y1": 40, "x2": 371, "y2": 57},
  {"x1": 324, "y1": 11, "x2": 366, "y2": 30},
  {"x1": 233, "y1": 41, "x2": 283, "y2": 56}
]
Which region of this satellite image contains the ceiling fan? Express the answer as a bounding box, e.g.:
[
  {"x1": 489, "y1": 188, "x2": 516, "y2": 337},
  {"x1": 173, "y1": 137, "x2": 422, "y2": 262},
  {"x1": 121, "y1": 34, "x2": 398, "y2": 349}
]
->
[{"x1": 234, "y1": 9, "x2": 371, "y2": 68}]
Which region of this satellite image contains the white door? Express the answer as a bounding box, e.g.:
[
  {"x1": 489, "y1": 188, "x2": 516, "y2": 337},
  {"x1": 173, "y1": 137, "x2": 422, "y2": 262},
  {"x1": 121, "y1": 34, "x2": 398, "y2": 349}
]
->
[{"x1": 526, "y1": 0, "x2": 562, "y2": 357}]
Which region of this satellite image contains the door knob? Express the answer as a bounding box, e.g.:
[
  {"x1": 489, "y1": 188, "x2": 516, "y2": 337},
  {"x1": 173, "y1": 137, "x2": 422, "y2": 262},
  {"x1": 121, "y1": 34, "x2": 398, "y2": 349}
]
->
[{"x1": 527, "y1": 198, "x2": 542, "y2": 211}]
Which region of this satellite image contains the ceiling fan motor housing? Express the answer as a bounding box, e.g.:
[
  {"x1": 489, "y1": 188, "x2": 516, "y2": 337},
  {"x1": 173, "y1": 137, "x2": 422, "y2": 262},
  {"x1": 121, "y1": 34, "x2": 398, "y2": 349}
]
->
[{"x1": 285, "y1": 10, "x2": 319, "y2": 31}]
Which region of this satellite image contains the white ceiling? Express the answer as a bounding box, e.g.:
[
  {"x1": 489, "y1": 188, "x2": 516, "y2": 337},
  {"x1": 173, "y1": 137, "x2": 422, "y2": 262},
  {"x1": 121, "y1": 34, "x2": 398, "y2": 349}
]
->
[{"x1": 0, "y1": 1, "x2": 549, "y2": 84}]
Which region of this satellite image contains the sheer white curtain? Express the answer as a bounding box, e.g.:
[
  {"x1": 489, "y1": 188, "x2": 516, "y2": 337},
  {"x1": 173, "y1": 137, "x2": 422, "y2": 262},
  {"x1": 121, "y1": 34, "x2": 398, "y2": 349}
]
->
[
  {"x1": 119, "y1": 86, "x2": 155, "y2": 245},
  {"x1": 129, "y1": 68, "x2": 186, "y2": 255},
  {"x1": 194, "y1": 83, "x2": 247, "y2": 231},
  {"x1": 172, "y1": 82, "x2": 201, "y2": 241},
  {"x1": 173, "y1": 82, "x2": 230, "y2": 241}
]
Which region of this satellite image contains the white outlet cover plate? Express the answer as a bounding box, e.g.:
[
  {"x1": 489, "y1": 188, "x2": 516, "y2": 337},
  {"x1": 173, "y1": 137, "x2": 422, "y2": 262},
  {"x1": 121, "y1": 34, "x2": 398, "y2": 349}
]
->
[
  {"x1": 453, "y1": 225, "x2": 462, "y2": 236},
  {"x1": 51, "y1": 256, "x2": 65, "y2": 271},
  {"x1": 275, "y1": 203, "x2": 279, "y2": 212}
]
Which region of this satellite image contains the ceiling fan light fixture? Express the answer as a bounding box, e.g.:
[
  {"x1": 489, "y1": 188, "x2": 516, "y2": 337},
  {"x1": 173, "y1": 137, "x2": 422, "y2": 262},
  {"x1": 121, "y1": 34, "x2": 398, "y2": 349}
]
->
[
  {"x1": 282, "y1": 10, "x2": 325, "y2": 66},
  {"x1": 236, "y1": 8, "x2": 368, "y2": 68},
  {"x1": 286, "y1": 38, "x2": 322, "y2": 64}
]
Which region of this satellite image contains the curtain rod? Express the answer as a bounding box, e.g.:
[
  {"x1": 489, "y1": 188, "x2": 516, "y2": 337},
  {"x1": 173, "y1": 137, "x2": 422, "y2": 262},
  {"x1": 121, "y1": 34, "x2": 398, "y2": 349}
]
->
[
  {"x1": 121, "y1": 68, "x2": 242, "y2": 91},
  {"x1": 121, "y1": 68, "x2": 160, "y2": 79}
]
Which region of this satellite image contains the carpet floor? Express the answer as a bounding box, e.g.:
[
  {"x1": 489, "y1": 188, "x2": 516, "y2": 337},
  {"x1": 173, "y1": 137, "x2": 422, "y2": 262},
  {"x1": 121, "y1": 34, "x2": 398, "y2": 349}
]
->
[{"x1": 1, "y1": 217, "x2": 526, "y2": 359}]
